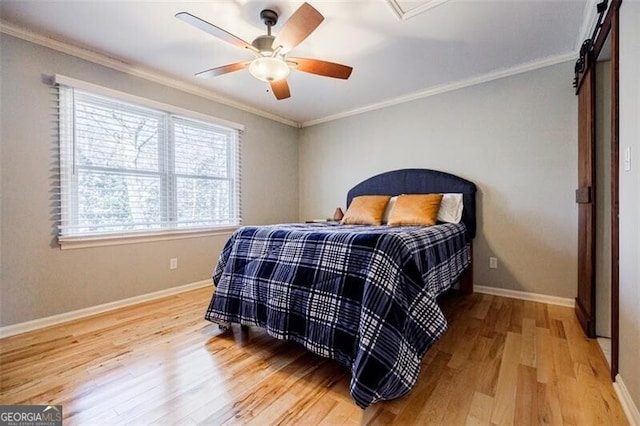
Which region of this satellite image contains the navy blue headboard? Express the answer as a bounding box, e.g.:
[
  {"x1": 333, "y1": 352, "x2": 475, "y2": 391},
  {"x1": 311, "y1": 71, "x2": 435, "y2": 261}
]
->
[{"x1": 346, "y1": 168, "x2": 477, "y2": 238}]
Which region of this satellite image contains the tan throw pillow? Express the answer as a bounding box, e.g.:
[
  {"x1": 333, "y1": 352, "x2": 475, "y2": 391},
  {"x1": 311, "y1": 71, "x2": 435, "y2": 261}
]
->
[
  {"x1": 387, "y1": 194, "x2": 444, "y2": 226},
  {"x1": 341, "y1": 195, "x2": 391, "y2": 225}
]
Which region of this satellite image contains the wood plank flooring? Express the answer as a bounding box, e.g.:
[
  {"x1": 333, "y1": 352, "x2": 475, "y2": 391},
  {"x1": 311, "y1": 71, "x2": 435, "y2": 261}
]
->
[{"x1": 0, "y1": 287, "x2": 628, "y2": 425}]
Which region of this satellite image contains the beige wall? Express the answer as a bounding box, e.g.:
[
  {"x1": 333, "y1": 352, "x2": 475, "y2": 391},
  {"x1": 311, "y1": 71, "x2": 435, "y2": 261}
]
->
[
  {"x1": 299, "y1": 61, "x2": 578, "y2": 299},
  {"x1": 0, "y1": 35, "x2": 299, "y2": 327},
  {"x1": 618, "y1": 0, "x2": 640, "y2": 411}
]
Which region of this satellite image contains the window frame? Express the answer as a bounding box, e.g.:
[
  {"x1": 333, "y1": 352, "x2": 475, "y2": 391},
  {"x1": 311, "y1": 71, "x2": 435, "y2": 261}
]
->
[{"x1": 55, "y1": 75, "x2": 243, "y2": 249}]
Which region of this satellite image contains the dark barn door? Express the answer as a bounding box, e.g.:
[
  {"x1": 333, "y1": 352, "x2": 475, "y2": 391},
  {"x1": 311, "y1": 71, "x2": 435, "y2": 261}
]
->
[{"x1": 575, "y1": 65, "x2": 596, "y2": 338}]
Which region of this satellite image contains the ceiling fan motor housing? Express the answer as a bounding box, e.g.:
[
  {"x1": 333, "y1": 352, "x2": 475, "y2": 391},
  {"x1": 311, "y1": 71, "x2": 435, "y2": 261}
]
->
[{"x1": 252, "y1": 35, "x2": 276, "y2": 55}]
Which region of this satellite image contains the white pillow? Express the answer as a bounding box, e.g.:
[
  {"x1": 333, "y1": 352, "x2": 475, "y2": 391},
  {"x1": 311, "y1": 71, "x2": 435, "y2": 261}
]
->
[
  {"x1": 381, "y1": 195, "x2": 398, "y2": 224},
  {"x1": 437, "y1": 193, "x2": 463, "y2": 223}
]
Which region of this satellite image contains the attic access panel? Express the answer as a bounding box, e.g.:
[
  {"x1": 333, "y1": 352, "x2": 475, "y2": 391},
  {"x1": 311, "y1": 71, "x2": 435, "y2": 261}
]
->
[{"x1": 386, "y1": 0, "x2": 452, "y2": 20}]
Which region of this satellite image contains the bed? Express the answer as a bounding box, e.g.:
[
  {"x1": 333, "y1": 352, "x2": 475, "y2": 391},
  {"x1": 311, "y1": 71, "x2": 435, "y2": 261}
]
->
[{"x1": 205, "y1": 168, "x2": 477, "y2": 408}]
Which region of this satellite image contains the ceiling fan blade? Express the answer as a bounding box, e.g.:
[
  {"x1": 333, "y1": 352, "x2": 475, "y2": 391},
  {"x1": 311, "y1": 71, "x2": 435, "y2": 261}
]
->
[
  {"x1": 176, "y1": 12, "x2": 258, "y2": 53},
  {"x1": 272, "y1": 3, "x2": 324, "y2": 53},
  {"x1": 270, "y1": 79, "x2": 291, "y2": 100},
  {"x1": 287, "y1": 57, "x2": 353, "y2": 79},
  {"x1": 195, "y1": 62, "x2": 251, "y2": 78}
]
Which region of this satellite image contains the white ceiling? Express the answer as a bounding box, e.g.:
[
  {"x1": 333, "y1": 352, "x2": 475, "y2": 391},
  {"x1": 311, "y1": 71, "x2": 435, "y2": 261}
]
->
[{"x1": 0, "y1": 0, "x2": 590, "y2": 126}]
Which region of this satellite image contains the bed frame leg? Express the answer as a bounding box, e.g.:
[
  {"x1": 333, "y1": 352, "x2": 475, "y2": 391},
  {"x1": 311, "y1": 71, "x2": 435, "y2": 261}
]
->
[{"x1": 459, "y1": 265, "x2": 473, "y2": 294}]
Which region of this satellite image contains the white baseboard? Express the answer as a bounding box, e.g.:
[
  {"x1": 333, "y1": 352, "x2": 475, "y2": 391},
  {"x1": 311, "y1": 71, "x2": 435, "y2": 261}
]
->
[
  {"x1": 0, "y1": 279, "x2": 213, "y2": 339},
  {"x1": 474, "y1": 285, "x2": 575, "y2": 308},
  {"x1": 614, "y1": 374, "x2": 640, "y2": 426},
  {"x1": 0, "y1": 283, "x2": 575, "y2": 339}
]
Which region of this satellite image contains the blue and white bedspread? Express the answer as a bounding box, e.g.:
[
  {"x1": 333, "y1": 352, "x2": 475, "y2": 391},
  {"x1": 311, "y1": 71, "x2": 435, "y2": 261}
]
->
[{"x1": 205, "y1": 222, "x2": 470, "y2": 408}]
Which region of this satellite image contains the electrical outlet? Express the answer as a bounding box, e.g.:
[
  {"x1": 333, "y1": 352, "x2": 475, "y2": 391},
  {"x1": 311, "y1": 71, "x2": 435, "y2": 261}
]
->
[
  {"x1": 489, "y1": 257, "x2": 498, "y2": 269},
  {"x1": 624, "y1": 146, "x2": 631, "y2": 171},
  {"x1": 170, "y1": 258, "x2": 178, "y2": 270}
]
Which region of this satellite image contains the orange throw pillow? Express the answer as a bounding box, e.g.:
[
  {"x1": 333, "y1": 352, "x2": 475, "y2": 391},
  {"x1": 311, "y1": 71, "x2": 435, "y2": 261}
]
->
[
  {"x1": 341, "y1": 195, "x2": 391, "y2": 225},
  {"x1": 387, "y1": 194, "x2": 444, "y2": 226}
]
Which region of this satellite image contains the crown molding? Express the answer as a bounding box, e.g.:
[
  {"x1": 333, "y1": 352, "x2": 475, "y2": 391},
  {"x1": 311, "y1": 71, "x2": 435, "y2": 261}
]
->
[
  {"x1": 301, "y1": 51, "x2": 578, "y2": 128},
  {"x1": 2, "y1": 19, "x2": 580, "y2": 130},
  {"x1": 575, "y1": 0, "x2": 600, "y2": 51},
  {"x1": 0, "y1": 20, "x2": 299, "y2": 128}
]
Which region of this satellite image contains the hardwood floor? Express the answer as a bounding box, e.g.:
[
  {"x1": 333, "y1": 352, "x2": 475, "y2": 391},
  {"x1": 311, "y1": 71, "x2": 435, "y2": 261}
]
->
[{"x1": 0, "y1": 287, "x2": 628, "y2": 425}]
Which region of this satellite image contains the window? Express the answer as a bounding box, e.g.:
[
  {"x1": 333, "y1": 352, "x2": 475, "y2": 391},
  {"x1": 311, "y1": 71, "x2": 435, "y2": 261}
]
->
[{"x1": 57, "y1": 78, "x2": 241, "y2": 246}]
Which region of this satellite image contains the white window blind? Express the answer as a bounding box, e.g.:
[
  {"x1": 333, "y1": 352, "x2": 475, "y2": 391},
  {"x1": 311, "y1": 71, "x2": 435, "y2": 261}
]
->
[{"x1": 57, "y1": 80, "x2": 242, "y2": 242}]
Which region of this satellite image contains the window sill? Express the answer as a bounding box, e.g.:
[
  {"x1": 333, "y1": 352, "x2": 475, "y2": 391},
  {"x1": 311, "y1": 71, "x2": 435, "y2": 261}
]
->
[{"x1": 58, "y1": 227, "x2": 239, "y2": 250}]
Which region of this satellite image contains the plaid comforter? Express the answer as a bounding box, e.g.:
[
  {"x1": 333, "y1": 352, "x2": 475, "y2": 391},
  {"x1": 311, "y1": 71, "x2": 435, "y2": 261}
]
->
[{"x1": 206, "y1": 222, "x2": 470, "y2": 408}]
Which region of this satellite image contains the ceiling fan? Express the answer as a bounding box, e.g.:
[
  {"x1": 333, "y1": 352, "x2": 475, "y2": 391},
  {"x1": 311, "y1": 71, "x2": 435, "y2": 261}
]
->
[{"x1": 176, "y1": 2, "x2": 353, "y2": 100}]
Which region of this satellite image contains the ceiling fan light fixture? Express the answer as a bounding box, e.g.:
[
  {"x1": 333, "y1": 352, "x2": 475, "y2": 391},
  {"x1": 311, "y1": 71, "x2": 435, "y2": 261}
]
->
[{"x1": 249, "y1": 57, "x2": 290, "y2": 82}]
